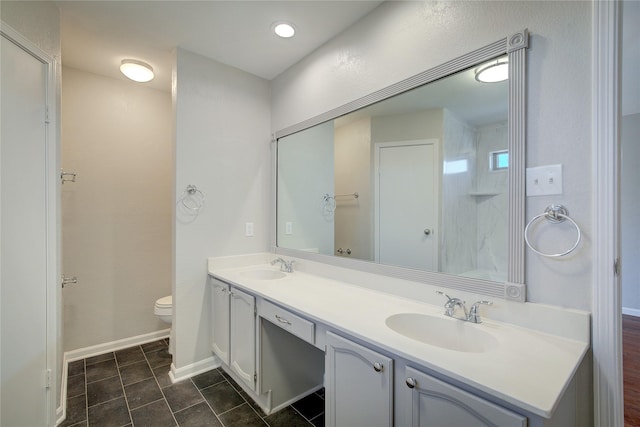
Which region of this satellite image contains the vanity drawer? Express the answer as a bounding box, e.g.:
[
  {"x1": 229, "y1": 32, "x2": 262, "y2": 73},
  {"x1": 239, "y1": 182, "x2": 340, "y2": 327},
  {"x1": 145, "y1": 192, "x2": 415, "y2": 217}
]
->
[{"x1": 260, "y1": 300, "x2": 315, "y2": 345}]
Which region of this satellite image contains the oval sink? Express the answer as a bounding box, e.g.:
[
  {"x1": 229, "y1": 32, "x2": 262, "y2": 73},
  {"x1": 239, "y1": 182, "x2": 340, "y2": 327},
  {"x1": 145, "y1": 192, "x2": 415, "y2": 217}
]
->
[
  {"x1": 385, "y1": 313, "x2": 498, "y2": 353},
  {"x1": 240, "y1": 269, "x2": 287, "y2": 280}
]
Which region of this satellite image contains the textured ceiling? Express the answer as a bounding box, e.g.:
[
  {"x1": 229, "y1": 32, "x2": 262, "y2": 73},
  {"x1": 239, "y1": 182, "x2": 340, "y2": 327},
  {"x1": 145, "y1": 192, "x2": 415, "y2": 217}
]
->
[{"x1": 56, "y1": 0, "x2": 383, "y2": 91}]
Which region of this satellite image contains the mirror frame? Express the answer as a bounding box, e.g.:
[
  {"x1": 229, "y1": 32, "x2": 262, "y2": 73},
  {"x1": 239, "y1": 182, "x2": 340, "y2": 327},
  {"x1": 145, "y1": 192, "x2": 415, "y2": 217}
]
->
[{"x1": 272, "y1": 30, "x2": 529, "y2": 302}]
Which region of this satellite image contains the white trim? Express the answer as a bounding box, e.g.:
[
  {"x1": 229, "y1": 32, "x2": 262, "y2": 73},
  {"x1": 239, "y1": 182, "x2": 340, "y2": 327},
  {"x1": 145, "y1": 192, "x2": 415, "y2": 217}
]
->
[
  {"x1": 55, "y1": 361, "x2": 68, "y2": 426},
  {"x1": 63, "y1": 329, "x2": 170, "y2": 363},
  {"x1": 169, "y1": 355, "x2": 220, "y2": 383},
  {"x1": 1, "y1": 21, "x2": 59, "y2": 427},
  {"x1": 57, "y1": 330, "x2": 170, "y2": 425},
  {"x1": 592, "y1": 1, "x2": 622, "y2": 426},
  {"x1": 622, "y1": 307, "x2": 640, "y2": 318}
]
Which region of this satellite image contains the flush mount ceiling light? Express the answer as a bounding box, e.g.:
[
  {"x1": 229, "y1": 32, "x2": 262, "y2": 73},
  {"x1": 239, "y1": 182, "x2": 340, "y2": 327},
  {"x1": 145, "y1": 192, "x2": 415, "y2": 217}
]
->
[
  {"x1": 274, "y1": 22, "x2": 295, "y2": 38},
  {"x1": 474, "y1": 58, "x2": 508, "y2": 83},
  {"x1": 120, "y1": 59, "x2": 154, "y2": 83}
]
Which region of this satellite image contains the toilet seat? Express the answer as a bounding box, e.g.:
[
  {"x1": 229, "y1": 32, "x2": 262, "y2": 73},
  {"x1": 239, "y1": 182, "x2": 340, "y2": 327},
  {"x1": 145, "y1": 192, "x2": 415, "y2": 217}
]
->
[
  {"x1": 154, "y1": 295, "x2": 172, "y2": 316},
  {"x1": 155, "y1": 295, "x2": 172, "y2": 309}
]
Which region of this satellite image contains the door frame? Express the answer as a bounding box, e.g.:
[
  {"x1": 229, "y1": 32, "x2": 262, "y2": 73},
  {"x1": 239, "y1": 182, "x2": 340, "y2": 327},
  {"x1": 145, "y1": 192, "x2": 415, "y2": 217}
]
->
[
  {"x1": 591, "y1": 1, "x2": 622, "y2": 426},
  {"x1": 0, "y1": 21, "x2": 60, "y2": 426},
  {"x1": 373, "y1": 139, "x2": 440, "y2": 268}
]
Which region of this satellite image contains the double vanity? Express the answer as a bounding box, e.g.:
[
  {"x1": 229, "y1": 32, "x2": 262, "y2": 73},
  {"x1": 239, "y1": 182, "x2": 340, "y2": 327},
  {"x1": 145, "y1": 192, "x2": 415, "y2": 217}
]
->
[{"x1": 208, "y1": 253, "x2": 590, "y2": 427}]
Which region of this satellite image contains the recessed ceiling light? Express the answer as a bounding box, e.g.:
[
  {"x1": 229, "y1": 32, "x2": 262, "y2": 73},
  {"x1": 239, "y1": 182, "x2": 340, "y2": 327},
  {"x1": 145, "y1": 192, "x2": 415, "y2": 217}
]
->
[
  {"x1": 274, "y1": 23, "x2": 295, "y2": 38},
  {"x1": 120, "y1": 59, "x2": 154, "y2": 83},
  {"x1": 475, "y1": 57, "x2": 508, "y2": 83}
]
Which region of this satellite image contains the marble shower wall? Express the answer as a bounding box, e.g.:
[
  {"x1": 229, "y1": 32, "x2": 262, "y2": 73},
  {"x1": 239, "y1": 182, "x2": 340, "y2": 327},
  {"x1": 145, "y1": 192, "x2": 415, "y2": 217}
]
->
[
  {"x1": 440, "y1": 113, "x2": 508, "y2": 279},
  {"x1": 441, "y1": 110, "x2": 477, "y2": 275},
  {"x1": 475, "y1": 122, "x2": 509, "y2": 280}
]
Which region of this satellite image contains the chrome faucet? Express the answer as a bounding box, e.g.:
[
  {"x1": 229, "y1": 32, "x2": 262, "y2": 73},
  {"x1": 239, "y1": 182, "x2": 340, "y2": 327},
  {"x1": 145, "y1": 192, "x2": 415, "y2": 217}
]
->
[
  {"x1": 437, "y1": 291, "x2": 468, "y2": 320},
  {"x1": 436, "y1": 291, "x2": 492, "y2": 323},
  {"x1": 271, "y1": 257, "x2": 294, "y2": 273},
  {"x1": 467, "y1": 300, "x2": 493, "y2": 324}
]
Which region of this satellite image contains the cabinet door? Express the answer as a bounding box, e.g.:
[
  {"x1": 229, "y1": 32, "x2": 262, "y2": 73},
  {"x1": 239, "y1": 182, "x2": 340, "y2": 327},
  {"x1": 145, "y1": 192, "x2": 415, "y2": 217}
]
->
[
  {"x1": 326, "y1": 332, "x2": 393, "y2": 427},
  {"x1": 230, "y1": 287, "x2": 256, "y2": 391},
  {"x1": 211, "y1": 279, "x2": 230, "y2": 365},
  {"x1": 404, "y1": 367, "x2": 527, "y2": 427}
]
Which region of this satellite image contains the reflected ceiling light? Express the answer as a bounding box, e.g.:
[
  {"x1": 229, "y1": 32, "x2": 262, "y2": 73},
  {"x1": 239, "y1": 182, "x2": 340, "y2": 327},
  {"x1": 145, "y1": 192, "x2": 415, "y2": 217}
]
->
[
  {"x1": 120, "y1": 59, "x2": 154, "y2": 82},
  {"x1": 475, "y1": 58, "x2": 508, "y2": 83},
  {"x1": 274, "y1": 22, "x2": 295, "y2": 38}
]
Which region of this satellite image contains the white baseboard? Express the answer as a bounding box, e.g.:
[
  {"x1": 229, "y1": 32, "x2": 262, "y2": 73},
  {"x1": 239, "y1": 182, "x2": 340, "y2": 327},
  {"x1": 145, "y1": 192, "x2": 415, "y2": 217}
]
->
[
  {"x1": 56, "y1": 350, "x2": 70, "y2": 426},
  {"x1": 64, "y1": 329, "x2": 170, "y2": 362},
  {"x1": 57, "y1": 329, "x2": 170, "y2": 426},
  {"x1": 169, "y1": 355, "x2": 221, "y2": 384},
  {"x1": 622, "y1": 307, "x2": 640, "y2": 317}
]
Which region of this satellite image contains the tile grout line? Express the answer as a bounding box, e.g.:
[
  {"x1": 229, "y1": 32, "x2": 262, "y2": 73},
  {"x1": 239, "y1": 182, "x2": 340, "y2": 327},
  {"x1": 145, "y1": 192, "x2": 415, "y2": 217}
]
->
[
  {"x1": 218, "y1": 374, "x2": 268, "y2": 426},
  {"x1": 125, "y1": 396, "x2": 166, "y2": 413},
  {"x1": 113, "y1": 350, "x2": 135, "y2": 427},
  {"x1": 144, "y1": 344, "x2": 180, "y2": 427},
  {"x1": 216, "y1": 370, "x2": 319, "y2": 426},
  {"x1": 189, "y1": 374, "x2": 227, "y2": 427},
  {"x1": 73, "y1": 341, "x2": 323, "y2": 427}
]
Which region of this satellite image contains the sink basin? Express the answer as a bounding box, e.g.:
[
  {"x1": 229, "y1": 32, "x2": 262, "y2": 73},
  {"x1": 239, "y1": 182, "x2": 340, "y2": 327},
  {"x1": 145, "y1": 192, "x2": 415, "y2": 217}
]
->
[
  {"x1": 385, "y1": 313, "x2": 498, "y2": 353},
  {"x1": 240, "y1": 269, "x2": 287, "y2": 280}
]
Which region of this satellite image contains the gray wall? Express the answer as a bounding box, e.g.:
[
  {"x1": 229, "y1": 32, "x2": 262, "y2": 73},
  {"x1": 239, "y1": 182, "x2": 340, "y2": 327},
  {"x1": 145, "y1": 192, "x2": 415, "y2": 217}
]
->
[
  {"x1": 173, "y1": 48, "x2": 271, "y2": 371},
  {"x1": 278, "y1": 121, "x2": 334, "y2": 254}
]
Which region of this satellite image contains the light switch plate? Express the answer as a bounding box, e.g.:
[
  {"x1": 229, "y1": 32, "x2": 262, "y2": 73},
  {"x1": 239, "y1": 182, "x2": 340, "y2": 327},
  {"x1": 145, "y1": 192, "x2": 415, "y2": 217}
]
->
[{"x1": 526, "y1": 164, "x2": 563, "y2": 196}]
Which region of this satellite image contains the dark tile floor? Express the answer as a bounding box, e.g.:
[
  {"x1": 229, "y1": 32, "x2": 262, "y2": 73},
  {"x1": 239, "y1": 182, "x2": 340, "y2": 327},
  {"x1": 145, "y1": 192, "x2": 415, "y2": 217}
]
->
[{"x1": 60, "y1": 339, "x2": 325, "y2": 427}]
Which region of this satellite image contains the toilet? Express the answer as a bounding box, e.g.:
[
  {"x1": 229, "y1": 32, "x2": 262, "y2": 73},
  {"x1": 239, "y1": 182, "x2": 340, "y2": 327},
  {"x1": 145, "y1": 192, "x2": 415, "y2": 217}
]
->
[
  {"x1": 154, "y1": 295, "x2": 174, "y2": 355},
  {"x1": 154, "y1": 295, "x2": 173, "y2": 324}
]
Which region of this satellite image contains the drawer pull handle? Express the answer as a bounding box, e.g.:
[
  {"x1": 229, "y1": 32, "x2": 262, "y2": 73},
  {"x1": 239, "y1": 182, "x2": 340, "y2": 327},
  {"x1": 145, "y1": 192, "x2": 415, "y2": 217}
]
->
[
  {"x1": 373, "y1": 362, "x2": 383, "y2": 372},
  {"x1": 275, "y1": 314, "x2": 291, "y2": 325},
  {"x1": 406, "y1": 377, "x2": 417, "y2": 389}
]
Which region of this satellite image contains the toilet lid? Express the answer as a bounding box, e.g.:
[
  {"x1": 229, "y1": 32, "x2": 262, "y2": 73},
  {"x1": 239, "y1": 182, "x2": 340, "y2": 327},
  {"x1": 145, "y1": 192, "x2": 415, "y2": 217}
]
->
[{"x1": 156, "y1": 295, "x2": 172, "y2": 308}]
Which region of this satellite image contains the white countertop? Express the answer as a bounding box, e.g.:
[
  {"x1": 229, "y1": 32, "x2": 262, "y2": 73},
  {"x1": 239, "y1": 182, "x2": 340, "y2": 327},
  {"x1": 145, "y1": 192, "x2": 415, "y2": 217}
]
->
[{"x1": 208, "y1": 259, "x2": 589, "y2": 419}]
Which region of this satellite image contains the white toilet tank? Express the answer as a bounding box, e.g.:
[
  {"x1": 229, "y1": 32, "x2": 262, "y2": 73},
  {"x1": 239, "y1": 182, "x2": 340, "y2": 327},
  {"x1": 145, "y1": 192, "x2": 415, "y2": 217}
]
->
[{"x1": 154, "y1": 295, "x2": 172, "y2": 324}]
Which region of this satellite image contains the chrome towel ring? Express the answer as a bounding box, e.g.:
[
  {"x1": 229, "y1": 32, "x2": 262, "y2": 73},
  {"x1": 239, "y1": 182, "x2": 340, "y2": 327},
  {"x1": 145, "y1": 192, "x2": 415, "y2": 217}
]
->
[
  {"x1": 524, "y1": 204, "x2": 581, "y2": 258},
  {"x1": 181, "y1": 184, "x2": 205, "y2": 212}
]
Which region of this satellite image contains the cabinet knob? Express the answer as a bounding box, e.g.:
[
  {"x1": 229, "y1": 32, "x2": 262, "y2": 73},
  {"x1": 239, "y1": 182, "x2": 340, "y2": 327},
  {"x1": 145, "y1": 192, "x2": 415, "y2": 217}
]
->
[
  {"x1": 373, "y1": 362, "x2": 383, "y2": 372},
  {"x1": 406, "y1": 377, "x2": 417, "y2": 389}
]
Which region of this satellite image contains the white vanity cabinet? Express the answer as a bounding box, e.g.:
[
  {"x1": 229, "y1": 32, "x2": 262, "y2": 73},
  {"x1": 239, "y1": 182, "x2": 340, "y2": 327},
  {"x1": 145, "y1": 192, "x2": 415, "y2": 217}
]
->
[
  {"x1": 209, "y1": 276, "x2": 323, "y2": 414},
  {"x1": 398, "y1": 366, "x2": 527, "y2": 427},
  {"x1": 210, "y1": 279, "x2": 230, "y2": 365},
  {"x1": 210, "y1": 278, "x2": 257, "y2": 391},
  {"x1": 208, "y1": 258, "x2": 589, "y2": 426},
  {"x1": 229, "y1": 287, "x2": 256, "y2": 391},
  {"x1": 325, "y1": 332, "x2": 394, "y2": 427}
]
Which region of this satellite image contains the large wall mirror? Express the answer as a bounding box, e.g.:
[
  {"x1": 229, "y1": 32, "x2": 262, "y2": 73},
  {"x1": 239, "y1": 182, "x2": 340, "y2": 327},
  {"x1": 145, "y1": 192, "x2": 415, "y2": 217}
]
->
[{"x1": 274, "y1": 31, "x2": 528, "y2": 301}]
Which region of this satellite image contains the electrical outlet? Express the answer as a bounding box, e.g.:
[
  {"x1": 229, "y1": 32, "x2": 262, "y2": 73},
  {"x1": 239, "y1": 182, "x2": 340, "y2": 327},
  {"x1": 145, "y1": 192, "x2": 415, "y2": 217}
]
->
[
  {"x1": 285, "y1": 222, "x2": 293, "y2": 235},
  {"x1": 245, "y1": 222, "x2": 254, "y2": 237},
  {"x1": 526, "y1": 164, "x2": 563, "y2": 196}
]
